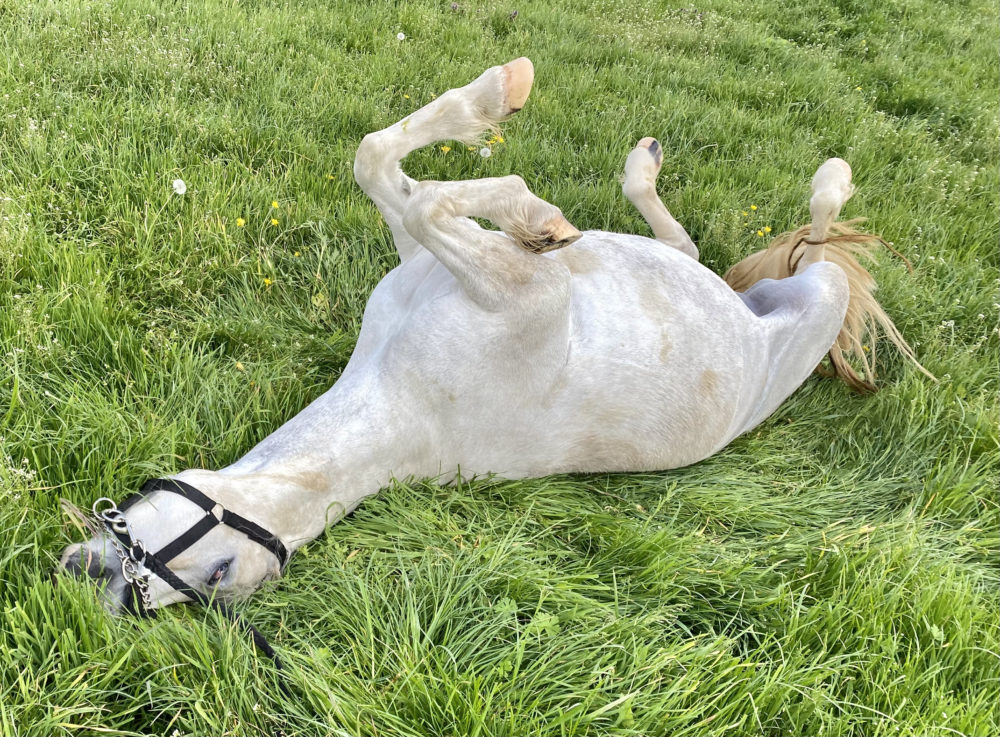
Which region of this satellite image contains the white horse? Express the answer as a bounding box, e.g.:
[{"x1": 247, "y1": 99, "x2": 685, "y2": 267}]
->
[{"x1": 61, "y1": 58, "x2": 927, "y2": 611}]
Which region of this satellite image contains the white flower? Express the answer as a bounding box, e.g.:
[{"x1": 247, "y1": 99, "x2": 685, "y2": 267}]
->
[
  {"x1": 172, "y1": 178, "x2": 187, "y2": 195},
  {"x1": 396, "y1": 32, "x2": 406, "y2": 40},
  {"x1": 479, "y1": 147, "x2": 491, "y2": 158}
]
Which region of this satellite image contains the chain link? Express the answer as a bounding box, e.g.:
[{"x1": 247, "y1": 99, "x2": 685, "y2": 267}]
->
[{"x1": 92, "y1": 497, "x2": 154, "y2": 610}]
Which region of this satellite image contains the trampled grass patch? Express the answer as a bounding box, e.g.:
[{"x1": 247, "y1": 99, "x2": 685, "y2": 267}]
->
[{"x1": 1, "y1": 0, "x2": 997, "y2": 734}]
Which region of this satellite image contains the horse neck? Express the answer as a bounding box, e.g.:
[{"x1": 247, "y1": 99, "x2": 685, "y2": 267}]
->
[{"x1": 174, "y1": 366, "x2": 429, "y2": 550}]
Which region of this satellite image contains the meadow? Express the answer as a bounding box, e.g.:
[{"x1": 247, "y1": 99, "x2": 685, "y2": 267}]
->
[{"x1": 1, "y1": 0, "x2": 997, "y2": 734}]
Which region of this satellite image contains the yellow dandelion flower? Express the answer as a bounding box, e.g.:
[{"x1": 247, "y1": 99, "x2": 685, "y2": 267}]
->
[
  {"x1": 741, "y1": 211, "x2": 748, "y2": 216},
  {"x1": 236, "y1": 217, "x2": 245, "y2": 227},
  {"x1": 326, "y1": 174, "x2": 334, "y2": 181},
  {"x1": 235, "y1": 361, "x2": 245, "y2": 372},
  {"x1": 272, "y1": 201, "x2": 279, "y2": 209},
  {"x1": 294, "y1": 251, "x2": 301, "y2": 257},
  {"x1": 855, "y1": 86, "x2": 862, "y2": 91},
  {"x1": 440, "y1": 145, "x2": 451, "y2": 153},
  {"x1": 403, "y1": 93, "x2": 410, "y2": 99},
  {"x1": 756, "y1": 230, "x2": 764, "y2": 237},
  {"x1": 467, "y1": 146, "x2": 476, "y2": 151},
  {"x1": 271, "y1": 218, "x2": 279, "y2": 226},
  {"x1": 263, "y1": 277, "x2": 273, "y2": 286},
  {"x1": 750, "y1": 205, "x2": 757, "y2": 211},
  {"x1": 764, "y1": 226, "x2": 772, "y2": 233}
]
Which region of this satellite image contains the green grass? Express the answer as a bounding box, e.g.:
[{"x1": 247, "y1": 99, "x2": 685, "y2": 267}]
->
[{"x1": 1, "y1": 0, "x2": 997, "y2": 734}]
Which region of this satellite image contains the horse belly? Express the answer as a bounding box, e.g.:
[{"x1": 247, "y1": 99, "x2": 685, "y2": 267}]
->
[
  {"x1": 540, "y1": 234, "x2": 765, "y2": 472},
  {"x1": 354, "y1": 234, "x2": 768, "y2": 477}
]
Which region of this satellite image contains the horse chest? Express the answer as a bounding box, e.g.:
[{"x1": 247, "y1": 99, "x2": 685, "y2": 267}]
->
[{"x1": 351, "y1": 253, "x2": 569, "y2": 399}]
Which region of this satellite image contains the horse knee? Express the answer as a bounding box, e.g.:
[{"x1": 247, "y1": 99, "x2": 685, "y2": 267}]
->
[
  {"x1": 400, "y1": 183, "x2": 450, "y2": 242},
  {"x1": 500, "y1": 174, "x2": 529, "y2": 194},
  {"x1": 354, "y1": 132, "x2": 387, "y2": 192}
]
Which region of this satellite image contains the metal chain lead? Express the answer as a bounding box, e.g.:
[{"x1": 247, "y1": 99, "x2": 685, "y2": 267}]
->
[{"x1": 92, "y1": 497, "x2": 154, "y2": 610}]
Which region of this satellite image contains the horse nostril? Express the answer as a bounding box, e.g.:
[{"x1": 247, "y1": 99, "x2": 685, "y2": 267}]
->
[
  {"x1": 62, "y1": 544, "x2": 111, "y2": 582},
  {"x1": 86, "y1": 554, "x2": 109, "y2": 581},
  {"x1": 63, "y1": 553, "x2": 84, "y2": 578}
]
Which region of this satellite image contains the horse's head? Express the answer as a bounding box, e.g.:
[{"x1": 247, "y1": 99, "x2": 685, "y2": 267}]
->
[{"x1": 59, "y1": 475, "x2": 285, "y2": 613}]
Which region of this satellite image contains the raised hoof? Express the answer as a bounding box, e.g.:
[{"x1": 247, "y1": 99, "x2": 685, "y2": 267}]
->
[
  {"x1": 516, "y1": 216, "x2": 582, "y2": 254},
  {"x1": 809, "y1": 157, "x2": 855, "y2": 243},
  {"x1": 465, "y1": 57, "x2": 535, "y2": 126},
  {"x1": 623, "y1": 137, "x2": 664, "y2": 195},
  {"x1": 501, "y1": 57, "x2": 534, "y2": 115},
  {"x1": 636, "y1": 136, "x2": 662, "y2": 167}
]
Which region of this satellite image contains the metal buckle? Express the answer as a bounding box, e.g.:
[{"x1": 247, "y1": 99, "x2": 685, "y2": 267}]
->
[
  {"x1": 92, "y1": 497, "x2": 118, "y2": 519},
  {"x1": 91, "y1": 497, "x2": 154, "y2": 610},
  {"x1": 210, "y1": 503, "x2": 225, "y2": 521}
]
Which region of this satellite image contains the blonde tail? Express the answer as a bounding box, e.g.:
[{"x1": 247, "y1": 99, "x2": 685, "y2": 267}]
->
[{"x1": 724, "y1": 218, "x2": 935, "y2": 392}]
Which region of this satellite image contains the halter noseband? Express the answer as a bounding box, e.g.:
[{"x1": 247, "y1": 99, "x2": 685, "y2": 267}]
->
[{"x1": 92, "y1": 478, "x2": 290, "y2": 679}]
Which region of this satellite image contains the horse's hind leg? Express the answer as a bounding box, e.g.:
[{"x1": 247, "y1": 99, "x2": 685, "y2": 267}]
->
[
  {"x1": 728, "y1": 157, "x2": 858, "y2": 406},
  {"x1": 623, "y1": 137, "x2": 698, "y2": 260},
  {"x1": 791, "y1": 158, "x2": 856, "y2": 273},
  {"x1": 354, "y1": 58, "x2": 534, "y2": 262},
  {"x1": 736, "y1": 261, "x2": 850, "y2": 431},
  {"x1": 725, "y1": 158, "x2": 930, "y2": 393}
]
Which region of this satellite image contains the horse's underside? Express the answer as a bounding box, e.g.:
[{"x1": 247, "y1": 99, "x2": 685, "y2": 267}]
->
[
  {"x1": 338, "y1": 56, "x2": 923, "y2": 476},
  {"x1": 61, "y1": 57, "x2": 929, "y2": 610},
  {"x1": 336, "y1": 228, "x2": 843, "y2": 476}
]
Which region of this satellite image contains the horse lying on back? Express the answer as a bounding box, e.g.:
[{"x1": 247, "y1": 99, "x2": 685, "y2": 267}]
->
[{"x1": 61, "y1": 58, "x2": 929, "y2": 612}]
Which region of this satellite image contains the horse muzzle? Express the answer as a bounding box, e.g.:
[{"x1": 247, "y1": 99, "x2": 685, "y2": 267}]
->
[{"x1": 59, "y1": 540, "x2": 134, "y2": 614}]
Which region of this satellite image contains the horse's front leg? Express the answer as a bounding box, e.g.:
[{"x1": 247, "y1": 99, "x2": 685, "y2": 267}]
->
[
  {"x1": 401, "y1": 175, "x2": 579, "y2": 313},
  {"x1": 353, "y1": 58, "x2": 534, "y2": 262}
]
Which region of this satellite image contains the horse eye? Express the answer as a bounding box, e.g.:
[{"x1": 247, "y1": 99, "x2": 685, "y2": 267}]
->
[{"x1": 207, "y1": 560, "x2": 231, "y2": 586}]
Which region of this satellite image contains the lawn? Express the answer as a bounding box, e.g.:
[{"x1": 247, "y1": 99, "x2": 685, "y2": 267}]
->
[{"x1": 1, "y1": 0, "x2": 997, "y2": 734}]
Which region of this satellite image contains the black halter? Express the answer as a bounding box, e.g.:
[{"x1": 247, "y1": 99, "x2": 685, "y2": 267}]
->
[{"x1": 93, "y1": 478, "x2": 290, "y2": 683}]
